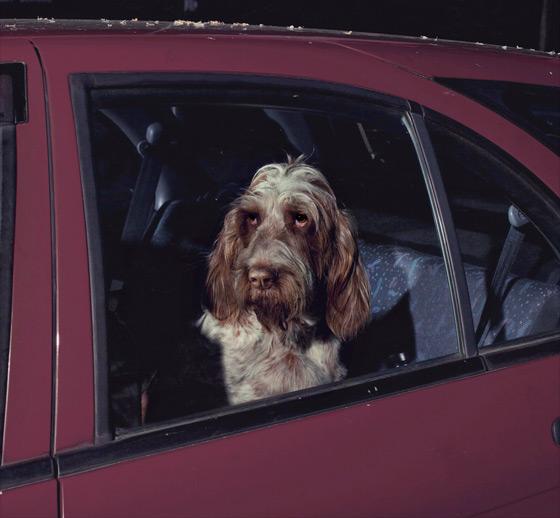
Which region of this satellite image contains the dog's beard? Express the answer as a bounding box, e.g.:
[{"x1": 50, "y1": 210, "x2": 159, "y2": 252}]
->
[{"x1": 236, "y1": 270, "x2": 311, "y2": 331}]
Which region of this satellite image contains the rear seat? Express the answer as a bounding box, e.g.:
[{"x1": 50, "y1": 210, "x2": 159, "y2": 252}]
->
[
  {"x1": 111, "y1": 201, "x2": 559, "y2": 426},
  {"x1": 122, "y1": 200, "x2": 560, "y2": 370},
  {"x1": 359, "y1": 242, "x2": 560, "y2": 362}
]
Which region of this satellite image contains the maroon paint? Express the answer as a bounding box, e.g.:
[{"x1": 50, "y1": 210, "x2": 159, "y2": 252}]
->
[
  {"x1": 341, "y1": 39, "x2": 560, "y2": 87},
  {"x1": 474, "y1": 487, "x2": 560, "y2": 518},
  {"x1": 29, "y1": 26, "x2": 558, "y2": 453},
  {"x1": 0, "y1": 27, "x2": 554, "y2": 517},
  {"x1": 1, "y1": 39, "x2": 53, "y2": 464},
  {"x1": 32, "y1": 41, "x2": 96, "y2": 452},
  {"x1": 60, "y1": 357, "x2": 560, "y2": 518},
  {"x1": 0, "y1": 480, "x2": 58, "y2": 518}
]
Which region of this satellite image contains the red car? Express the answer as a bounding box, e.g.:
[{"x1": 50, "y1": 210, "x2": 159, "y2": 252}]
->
[{"x1": 1, "y1": 19, "x2": 559, "y2": 518}]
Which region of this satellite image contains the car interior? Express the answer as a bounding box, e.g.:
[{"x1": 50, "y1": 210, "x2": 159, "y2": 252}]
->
[{"x1": 87, "y1": 97, "x2": 560, "y2": 432}]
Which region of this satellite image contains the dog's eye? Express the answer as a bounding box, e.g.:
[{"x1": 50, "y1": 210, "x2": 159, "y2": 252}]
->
[
  {"x1": 294, "y1": 213, "x2": 308, "y2": 227},
  {"x1": 247, "y1": 212, "x2": 259, "y2": 225}
]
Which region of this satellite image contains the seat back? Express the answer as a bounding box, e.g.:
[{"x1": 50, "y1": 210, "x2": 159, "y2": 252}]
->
[
  {"x1": 122, "y1": 211, "x2": 560, "y2": 369},
  {"x1": 359, "y1": 242, "x2": 560, "y2": 361}
]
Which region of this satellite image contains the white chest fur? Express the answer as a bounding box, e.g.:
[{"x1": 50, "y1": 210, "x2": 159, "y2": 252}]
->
[{"x1": 198, "y1": 311, "x2": 346, "y2": 405}]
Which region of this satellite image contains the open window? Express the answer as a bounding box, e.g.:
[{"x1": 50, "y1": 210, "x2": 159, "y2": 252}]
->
[{"x1": 73, "y1": 75, "x2": 471, "y2": 438}]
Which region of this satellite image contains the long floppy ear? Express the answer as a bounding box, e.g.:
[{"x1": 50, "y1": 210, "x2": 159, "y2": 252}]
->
[
  {"x1": 326, "y1": 210, "x2": 371, "y2": 340},
  {"x1": 206, "y1": 208, "x2": 241, "y2": 320}
]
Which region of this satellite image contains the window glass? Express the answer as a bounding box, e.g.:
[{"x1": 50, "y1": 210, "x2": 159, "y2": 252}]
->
[
  {"x1": 436, "y1": 79, "x2": 560, "y2": 154},
  {"x1": 0, "y1": 64, "x2": 26, "y2": 124},
  {"x1": 86, "y1": 93, "x2": 458, "y2": 432},
  {"x1": 0, "y1": 73, "x2": 15, "y2": 123},
  {"x1": 429, "y1": 120, "x2": 560, "y2": 348}
]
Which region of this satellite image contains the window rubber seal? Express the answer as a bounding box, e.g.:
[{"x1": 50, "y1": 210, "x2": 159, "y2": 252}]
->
[
  {"x1": 0, "y1": 124, "x2": 16, "y2": 465},
  {"x1": 69, "y1": 75, "x2": 112, "y2": 446},
  {"x1": 0, "y1": 457, "x2": 55, "y2": 492}
]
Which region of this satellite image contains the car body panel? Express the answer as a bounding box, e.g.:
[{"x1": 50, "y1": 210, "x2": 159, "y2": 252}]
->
[
  {"x1": 31, "y1": 26, "x2": 559, "y2": 449},
  {"x1": 0, "y1": 480, "x2": 58, "y2": 518},
  {"x1": 339, "y1": 39, "x2": 560, "y2": 87},
  {"x1": 474, "y1": 486, "x2": 560, "y2": 518},
  {"x1": 0, "y1": 22, "x2": 558, "y2": 517},
  {"x1": 28, "y1": 37, "x2": 97, "y2": 453},
  {"x1": 0, "y1": 39, "x2": 53, "y2": 465},
  {"x1": 30, "y1": 32, "x2": 560, "y2": 198},
  {"x1": 0, "y1": 39, "x2": 56, "y2": 514},
  {"x1": 59, "y1": 356, "x2": 560, "y2": 518}
]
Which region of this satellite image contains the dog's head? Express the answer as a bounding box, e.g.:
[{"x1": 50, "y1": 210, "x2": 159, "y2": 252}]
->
[{"x1": 206, "y1": 159, "x2": 371, "y2": 340}]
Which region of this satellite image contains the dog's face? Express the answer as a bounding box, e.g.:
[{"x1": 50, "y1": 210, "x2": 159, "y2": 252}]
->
[{"x1": 206, "y1": 161, "x2": 371, "y2": 340}]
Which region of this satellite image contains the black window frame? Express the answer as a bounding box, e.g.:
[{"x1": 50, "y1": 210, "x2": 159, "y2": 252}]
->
[
  {"x1": 0, "y1": 63, "x2": 22, "y2": 465},
  {"x1": 65, "y1": 72, "x2": 558, "y2": 475}
]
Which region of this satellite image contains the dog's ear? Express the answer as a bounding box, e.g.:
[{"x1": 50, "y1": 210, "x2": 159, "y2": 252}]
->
[
  {"x1": 206, "y1": 208, "x2": 241, "y2": 320},
  {"x1": 326, "y1": 210, "x2": 371, "y2": 340}
]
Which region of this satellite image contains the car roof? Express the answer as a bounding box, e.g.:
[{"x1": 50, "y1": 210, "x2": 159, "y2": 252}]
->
[
  {"x1": 0, "y1": 18, "x2": 556, "y2": 54},
  {"x1": 2, "y1": 18, "x2": 559, "y2": 87}
]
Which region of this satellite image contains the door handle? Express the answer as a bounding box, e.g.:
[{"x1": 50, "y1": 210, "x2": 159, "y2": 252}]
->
[{"x1": 552, "y1": 418, "x2": 560, "y2": 446}]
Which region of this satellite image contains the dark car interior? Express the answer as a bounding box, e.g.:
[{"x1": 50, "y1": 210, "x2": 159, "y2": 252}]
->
[{"x1": 87, "y1": 97, "x2": 560, "y2": 432}]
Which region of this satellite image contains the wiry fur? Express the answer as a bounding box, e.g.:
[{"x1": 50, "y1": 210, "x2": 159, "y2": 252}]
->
[{"x1": 200, "y1": 159, "x2": 371, "y2": 404}]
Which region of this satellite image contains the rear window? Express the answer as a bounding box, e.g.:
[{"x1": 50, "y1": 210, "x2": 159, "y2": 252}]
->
[
  {"x1": 0, "y1": 63, "x2": 26, "y2": 124},
  {"x1": 428, "y1": 116, "x2": 560, "y2": 347},
  {"x1": 436, "y1": 78, "x2": 560, "y2": 154}
]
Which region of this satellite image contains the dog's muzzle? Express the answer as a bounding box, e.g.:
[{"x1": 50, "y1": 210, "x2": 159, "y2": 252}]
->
[
  {"x1": 239, "y1": 238, "x2": 313, "y2": 317},
  {"x1": 248, "y1": 267, "x2": 278, "y2": 290}
]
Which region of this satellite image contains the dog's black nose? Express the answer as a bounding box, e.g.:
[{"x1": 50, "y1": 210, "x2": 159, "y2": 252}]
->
[{"x1": 249, "y1": 268, "x2": 274, "y2": 289}]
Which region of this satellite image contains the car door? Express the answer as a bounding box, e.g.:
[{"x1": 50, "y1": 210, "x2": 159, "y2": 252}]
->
[
  {"x1": 36, "y1": 32, "x2": 560, "y2": 518},
  {"x1": 0, "y1": 42, "x2": 56, "y2": 517}
]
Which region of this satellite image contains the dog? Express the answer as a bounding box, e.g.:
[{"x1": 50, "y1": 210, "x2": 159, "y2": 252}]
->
[{"x1": 198, "y1": 159, "x2": 371, "y2": 405}]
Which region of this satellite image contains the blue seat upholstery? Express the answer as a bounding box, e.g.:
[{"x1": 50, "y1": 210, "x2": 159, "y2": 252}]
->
[
  {"x1": 359, "y1": 242, "x2": 560, "y2": 362},
  {"x1": 465, "y1": 263, "x2": 560, "y2": 346}
]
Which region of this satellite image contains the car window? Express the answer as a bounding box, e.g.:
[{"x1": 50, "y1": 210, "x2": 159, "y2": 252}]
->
[
  {"x1": 436, "y1": 79, "x2": 560, "y2": 154},
  {"x1": 0, "y1": 67, "x2": 17, "y2": 458},
  {"x1": 428, "y1": 118, "x2": 560, "y2": 348},
  {"x1": 77, "y1": 82, "x2": 461, "y2": 435}
]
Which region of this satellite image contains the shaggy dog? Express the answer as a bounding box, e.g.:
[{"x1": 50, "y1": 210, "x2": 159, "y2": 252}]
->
[{"x1": 198, "y1": 159, "x2": 371, "y2": 404}]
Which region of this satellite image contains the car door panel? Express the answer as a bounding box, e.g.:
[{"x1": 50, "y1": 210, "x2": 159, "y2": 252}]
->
[
  {"x1": 0, "y1": 39, "x2": 55, "y2": 518},
  {"x1": 474, "y1": 486, "x2": 560, "y2": 518},
  {"x1": 58, "y1": 356, "x2": 559, "y2": 518},
  {"x1": 0, "y1": 39, "x2": 53, "y2": 466},
  {"x1": 0, "y1": 480, "x2": 58, "y2": 518},
  {"x1": 33, "y1": 34, "x2": 560, "y2": 518},
  {"x1": 39, "y1": 34, "x2": 560, "y2": 453}
]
